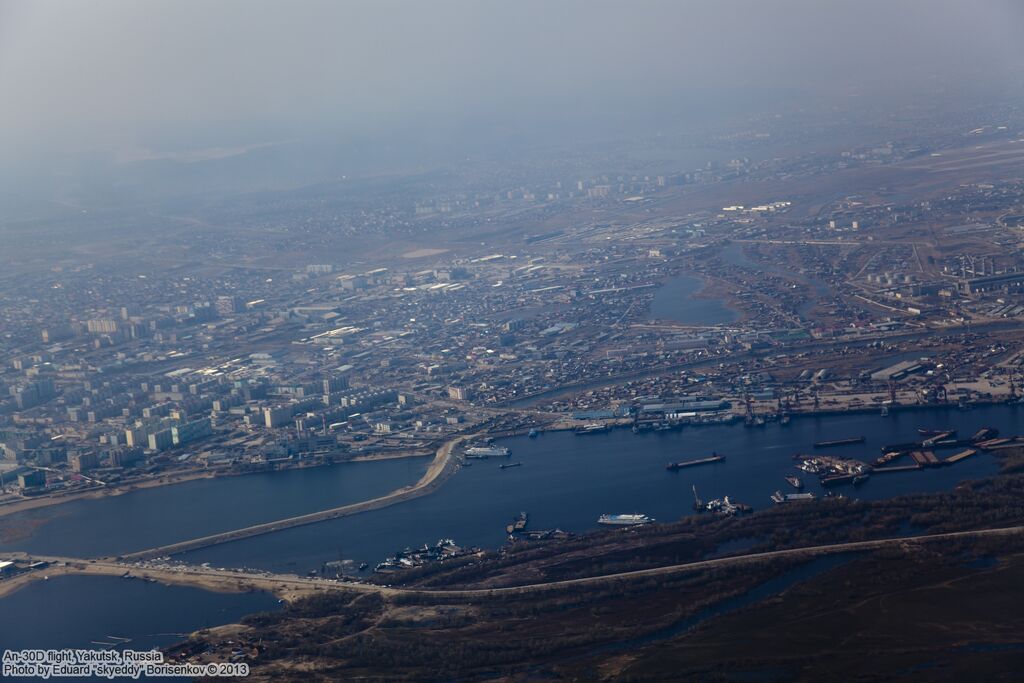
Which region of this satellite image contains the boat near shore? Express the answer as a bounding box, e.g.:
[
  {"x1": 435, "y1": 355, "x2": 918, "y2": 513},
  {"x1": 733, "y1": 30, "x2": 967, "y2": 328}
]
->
[{"x1": 597, "y1": 513, "x2": 653, "y2": 526}]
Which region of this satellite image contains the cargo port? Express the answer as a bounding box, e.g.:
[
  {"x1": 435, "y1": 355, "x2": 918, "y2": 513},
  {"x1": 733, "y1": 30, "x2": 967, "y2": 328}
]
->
[{"x1": 665, "y1": 453, "x2": 725, "y2": 471}]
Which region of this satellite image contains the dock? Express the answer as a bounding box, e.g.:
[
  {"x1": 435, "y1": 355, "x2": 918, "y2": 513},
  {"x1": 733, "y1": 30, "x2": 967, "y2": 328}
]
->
[
  {"x1": 944, "y1": 448, "x2": 978, "y2": 464},
  {"x1": 666, "y1": 454, "x2": 725, "y2": 471},
  {"x1": 819, "y1": 475, "x2": 860, "y2": 485}
]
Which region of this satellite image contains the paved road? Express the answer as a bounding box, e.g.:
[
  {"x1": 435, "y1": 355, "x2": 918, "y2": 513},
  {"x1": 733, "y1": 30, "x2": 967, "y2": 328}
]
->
[{"x1": 12, "y1": 524, "x2": 1022, "y2": 601}]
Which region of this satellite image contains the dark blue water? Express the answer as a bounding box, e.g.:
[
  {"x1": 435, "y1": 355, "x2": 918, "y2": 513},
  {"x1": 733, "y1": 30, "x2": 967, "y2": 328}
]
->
[
  {"x1": 0, "y1": 457, "x2": 428, "y2": 558},
  {"x1": 649, "y1": 274, "x2": 740, "y2": 325},
  {"x1": 0, "y1": 574, "x2": 278, "y2": 680},
  {"x1": 180, "y1": 404, "x2": 1013, "y2": 574}
]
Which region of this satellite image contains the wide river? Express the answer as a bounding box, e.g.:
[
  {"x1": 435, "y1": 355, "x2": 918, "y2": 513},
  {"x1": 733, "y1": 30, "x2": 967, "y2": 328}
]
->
[
  {"x1": 2, "y1": 403, "x2": 1019, "y2": 653},
  {"x1": 0, "y1": 455, "x2": 428, "y2": 557}
]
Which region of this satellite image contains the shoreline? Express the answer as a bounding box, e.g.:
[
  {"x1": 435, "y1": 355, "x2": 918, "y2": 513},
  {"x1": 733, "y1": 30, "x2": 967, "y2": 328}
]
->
[
  {"x1": 0, "y1": 449, "x2": 433, "y2": 520},
  {"x1": 5, "y1": 524, "x2": 1024, "y2": 602}
]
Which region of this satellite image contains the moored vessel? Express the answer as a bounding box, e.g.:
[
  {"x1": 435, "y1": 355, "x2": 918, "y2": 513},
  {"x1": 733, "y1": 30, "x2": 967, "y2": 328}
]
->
[{"x1": 597, "y1": 513, "x2": 653, "y2": 526}]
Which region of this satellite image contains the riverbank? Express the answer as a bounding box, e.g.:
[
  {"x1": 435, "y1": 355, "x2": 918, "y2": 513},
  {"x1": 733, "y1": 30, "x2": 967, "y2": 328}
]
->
[
  {"x1": 0, "y1": 468, "x2": 218, "y2": 518},
  {"x1": 0, "y1": 560, "x2": 344, "y2": 603},
  {"x1": 0, "y1": 448, "x2": 435, "y2": 520}
]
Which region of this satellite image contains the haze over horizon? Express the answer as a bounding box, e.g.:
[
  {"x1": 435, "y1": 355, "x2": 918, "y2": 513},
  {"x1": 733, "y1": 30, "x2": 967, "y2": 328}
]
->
[{"x1": 2, "y1": 0, "x2": 1024, "y2": 196}]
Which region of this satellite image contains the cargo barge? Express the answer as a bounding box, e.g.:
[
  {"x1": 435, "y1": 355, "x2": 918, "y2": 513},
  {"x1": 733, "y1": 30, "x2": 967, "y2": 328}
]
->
[
  {"x1": 918, "y1": 428, "x2": 957, "y2": 437},
  {"x1": 813, "y1": 437, "x2": 865, "y2": 448},
  {"x1": 771, "y1": 490, "x2": 815, "y2": 504},
  {"x1": 506, "y1": 512, "x2": 528, "y2": 534},
  {"x1": 666, "y1": 453, "x2": 725, "y2": 471}
]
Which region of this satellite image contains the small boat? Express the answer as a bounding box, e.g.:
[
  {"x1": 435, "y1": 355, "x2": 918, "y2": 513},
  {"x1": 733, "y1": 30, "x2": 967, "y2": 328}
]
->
[
  {"x1": 528, "y1": 429, "x2": 539, "y2": 438},
  {"x1": 358, "y1": 562, "x2": 369, "y2": 571},
  {"x1": 785, "y1": 475, "x2": 803, "y2": 489}
]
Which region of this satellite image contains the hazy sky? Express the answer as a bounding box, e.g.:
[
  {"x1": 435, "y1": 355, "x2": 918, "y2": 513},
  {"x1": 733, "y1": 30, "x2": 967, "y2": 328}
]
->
[{"x1": 2, "y1": 0, "x2": 1023, "y2": 177}]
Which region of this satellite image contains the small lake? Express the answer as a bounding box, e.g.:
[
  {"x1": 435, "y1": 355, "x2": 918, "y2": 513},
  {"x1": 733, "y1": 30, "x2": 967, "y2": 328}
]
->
[
  {"x1": 649, "y1": 274, "x2": 740, "y2": 325},
  {"x1": 0, "y1": 574, "x2": 278, "y2": 681}
]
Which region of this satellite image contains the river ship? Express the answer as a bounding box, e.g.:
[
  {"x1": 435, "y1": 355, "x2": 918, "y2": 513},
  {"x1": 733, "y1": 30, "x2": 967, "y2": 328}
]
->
[{"x1": 597, "y1": 513, "x2": 653, "y2": 526}]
